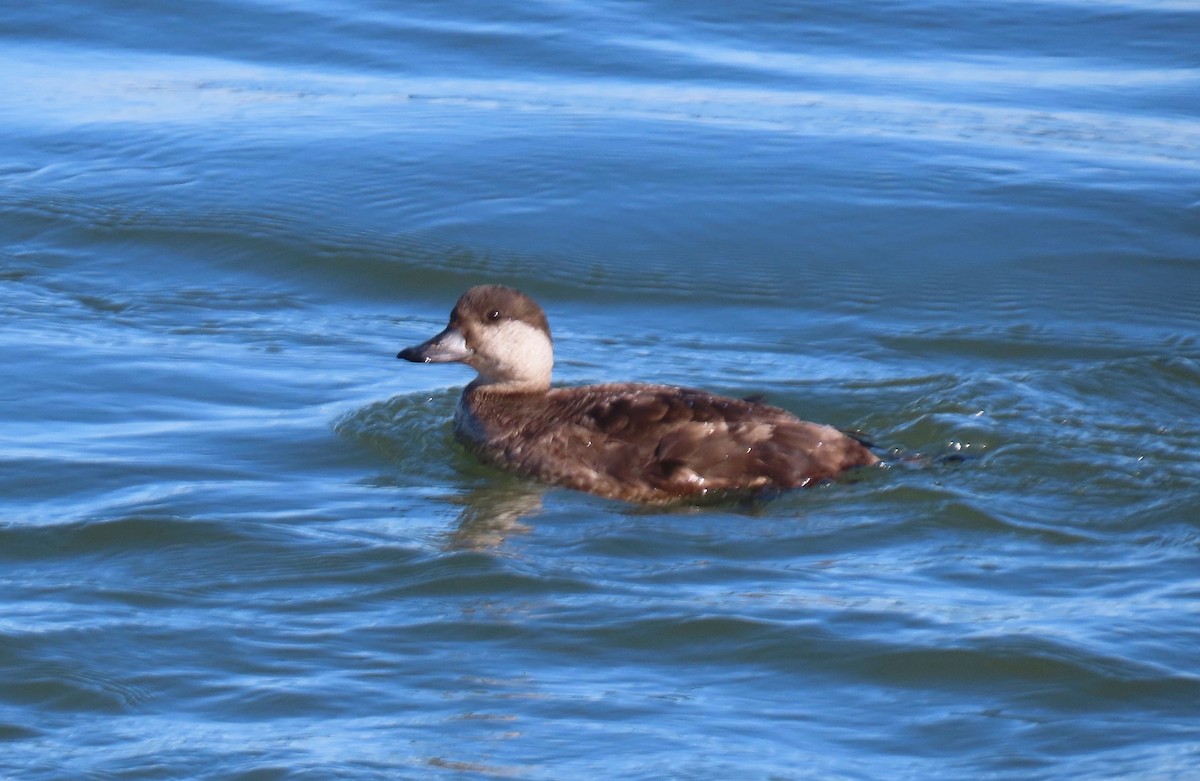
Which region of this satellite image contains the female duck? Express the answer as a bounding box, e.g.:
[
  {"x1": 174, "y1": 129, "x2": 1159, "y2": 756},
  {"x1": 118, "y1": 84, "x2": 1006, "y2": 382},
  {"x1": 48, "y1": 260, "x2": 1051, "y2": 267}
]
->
[{"x1": 398, "y1": 285, "x2": 878, "y2": 504}]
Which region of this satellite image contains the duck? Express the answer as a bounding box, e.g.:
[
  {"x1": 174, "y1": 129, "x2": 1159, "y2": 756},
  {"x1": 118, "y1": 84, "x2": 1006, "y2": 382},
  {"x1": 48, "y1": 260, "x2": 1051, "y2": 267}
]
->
[{"x1": 397, "y1": 285, "x2": 879, "y2": 504}]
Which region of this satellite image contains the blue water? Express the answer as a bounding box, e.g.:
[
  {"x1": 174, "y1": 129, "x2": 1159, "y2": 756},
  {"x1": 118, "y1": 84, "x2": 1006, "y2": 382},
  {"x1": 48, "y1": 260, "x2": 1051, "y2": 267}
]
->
[{"x1": 3, "y1": 1, "x2": 1199, "y2": 778}]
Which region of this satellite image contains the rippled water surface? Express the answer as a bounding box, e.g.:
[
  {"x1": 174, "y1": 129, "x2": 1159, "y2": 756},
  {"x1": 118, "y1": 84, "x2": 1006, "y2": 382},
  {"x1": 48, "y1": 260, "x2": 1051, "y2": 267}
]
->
[{"x1": 3, "y1": 1, "x2": 1199, "y2": 779}]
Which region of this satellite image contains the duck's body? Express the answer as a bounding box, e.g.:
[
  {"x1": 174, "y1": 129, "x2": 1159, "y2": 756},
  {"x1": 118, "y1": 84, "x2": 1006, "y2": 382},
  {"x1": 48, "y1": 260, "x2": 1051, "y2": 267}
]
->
[
  {"x1": 454, "y1": 382, "x2": 876, "y2": 504},
  {"x1": 399, "y1": 285, "x2": 877, "y2": 504}
]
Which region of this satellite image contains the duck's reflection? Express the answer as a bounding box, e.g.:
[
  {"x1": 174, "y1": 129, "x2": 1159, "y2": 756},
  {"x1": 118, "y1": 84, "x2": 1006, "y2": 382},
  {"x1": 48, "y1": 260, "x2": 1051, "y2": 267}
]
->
[{"x1": 442, "y1": 481, "x2": 546, "y2": 550}]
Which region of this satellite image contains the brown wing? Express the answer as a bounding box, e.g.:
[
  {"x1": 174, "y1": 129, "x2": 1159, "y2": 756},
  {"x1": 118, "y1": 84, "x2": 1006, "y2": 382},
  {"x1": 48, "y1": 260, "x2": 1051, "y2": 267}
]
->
[{"x1": 538, "y1": 385, "x2": 873, "y2": 500}]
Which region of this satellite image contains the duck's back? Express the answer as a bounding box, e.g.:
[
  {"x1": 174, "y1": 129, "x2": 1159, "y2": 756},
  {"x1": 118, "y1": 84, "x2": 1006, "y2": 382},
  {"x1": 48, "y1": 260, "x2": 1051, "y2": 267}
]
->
[{"x1": 456, "y1": 383, "x2": 877, "y2": 503}]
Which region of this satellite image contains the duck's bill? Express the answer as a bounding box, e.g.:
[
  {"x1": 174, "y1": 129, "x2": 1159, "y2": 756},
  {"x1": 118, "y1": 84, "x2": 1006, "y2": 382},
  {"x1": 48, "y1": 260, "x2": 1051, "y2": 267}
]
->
[{"x1": 397, "y1": 326, "x2": 473, "y2": 363}]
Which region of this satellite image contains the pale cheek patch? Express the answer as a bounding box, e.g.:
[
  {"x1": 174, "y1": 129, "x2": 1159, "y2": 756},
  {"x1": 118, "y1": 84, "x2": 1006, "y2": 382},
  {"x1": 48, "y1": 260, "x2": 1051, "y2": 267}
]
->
[{"x1": 477, "y1": 320, "x2": 553, "y2": 383}]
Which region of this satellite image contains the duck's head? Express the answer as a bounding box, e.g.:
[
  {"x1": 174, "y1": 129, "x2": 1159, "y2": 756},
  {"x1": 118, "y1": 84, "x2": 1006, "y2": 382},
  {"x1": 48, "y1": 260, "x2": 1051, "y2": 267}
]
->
[{"x1": 398, "y1": 285, "x2": 554, "y2": 392}]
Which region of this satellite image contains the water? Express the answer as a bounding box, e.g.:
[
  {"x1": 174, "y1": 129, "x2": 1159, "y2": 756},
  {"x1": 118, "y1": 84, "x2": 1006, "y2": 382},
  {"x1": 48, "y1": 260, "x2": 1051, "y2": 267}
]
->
[{"x1": 3, "y1": 0, "x2": 1199, "y2": 778}]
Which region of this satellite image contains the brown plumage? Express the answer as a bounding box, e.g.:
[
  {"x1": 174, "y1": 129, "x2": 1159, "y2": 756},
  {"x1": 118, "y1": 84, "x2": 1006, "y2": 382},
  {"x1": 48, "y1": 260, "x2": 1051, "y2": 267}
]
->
[{"x1": 398, "y1": 285, "x2": 878, "y2": 504}]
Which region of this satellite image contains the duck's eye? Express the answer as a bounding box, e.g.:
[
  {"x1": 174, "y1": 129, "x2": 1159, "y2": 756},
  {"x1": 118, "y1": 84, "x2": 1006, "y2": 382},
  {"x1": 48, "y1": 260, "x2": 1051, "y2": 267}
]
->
[{"x1": 487, "y1": 310, "x2": 502, "y2": 321}]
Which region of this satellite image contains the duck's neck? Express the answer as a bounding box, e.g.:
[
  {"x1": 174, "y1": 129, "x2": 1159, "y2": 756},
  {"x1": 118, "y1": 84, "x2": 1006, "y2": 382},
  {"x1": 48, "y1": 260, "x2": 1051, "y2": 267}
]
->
[{"x1": 466, "y1": 377, "x2": 550, "y2": 395}]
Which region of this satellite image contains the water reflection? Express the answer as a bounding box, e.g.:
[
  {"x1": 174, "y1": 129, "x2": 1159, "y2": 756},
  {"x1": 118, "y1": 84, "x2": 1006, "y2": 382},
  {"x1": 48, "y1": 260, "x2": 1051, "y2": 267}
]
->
[{"x1": 443, "y1": 482, "x2": 544, "y2": 550}]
